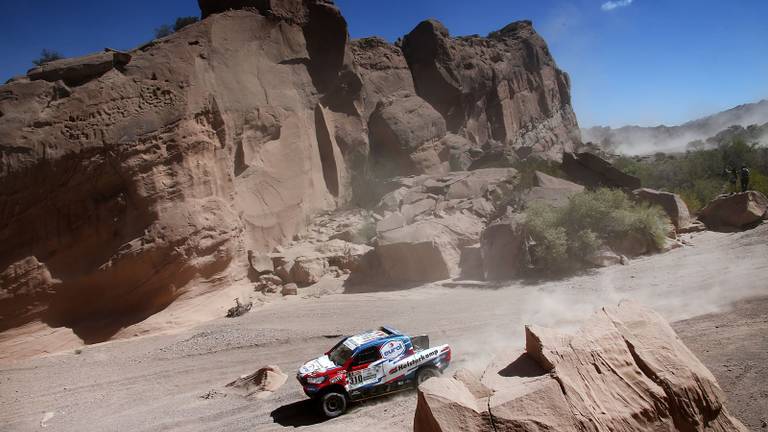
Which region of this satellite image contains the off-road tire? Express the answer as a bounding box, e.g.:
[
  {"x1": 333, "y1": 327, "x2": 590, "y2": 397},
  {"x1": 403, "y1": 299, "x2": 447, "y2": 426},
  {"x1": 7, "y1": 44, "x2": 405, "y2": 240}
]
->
[
  {"x1": 416, "y1": 366, "x2": 441, "y2": 386},
  {"x1": 319, "y1": 391, "x2": 348, "y2": 418}
]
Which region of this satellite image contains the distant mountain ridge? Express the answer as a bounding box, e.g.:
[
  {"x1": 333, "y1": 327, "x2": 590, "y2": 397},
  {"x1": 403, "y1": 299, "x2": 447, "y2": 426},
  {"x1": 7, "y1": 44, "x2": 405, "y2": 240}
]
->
[{"x1": 582, "y1": 99, "x2": 768, "y2": 155}]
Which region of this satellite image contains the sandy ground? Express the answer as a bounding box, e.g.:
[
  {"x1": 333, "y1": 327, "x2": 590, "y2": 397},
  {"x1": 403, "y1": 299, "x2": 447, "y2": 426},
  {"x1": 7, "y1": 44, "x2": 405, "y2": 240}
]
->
[{"x1": 1, "y1": 223, "x2": 766, "y2": 432}]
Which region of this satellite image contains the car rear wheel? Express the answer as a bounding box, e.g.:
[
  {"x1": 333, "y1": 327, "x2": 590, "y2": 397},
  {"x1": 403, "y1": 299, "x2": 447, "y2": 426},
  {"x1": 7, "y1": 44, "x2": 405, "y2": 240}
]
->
[
  {"x1": 320, "y1": 391, "x2": 348, "y2": 418},
  {"x1": 416, "y1": 366, "x2": 441, "y2": 386}
]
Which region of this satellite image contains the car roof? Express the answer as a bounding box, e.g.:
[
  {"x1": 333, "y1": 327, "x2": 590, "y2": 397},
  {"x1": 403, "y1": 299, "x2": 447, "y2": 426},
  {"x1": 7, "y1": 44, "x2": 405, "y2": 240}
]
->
[{"x1": 342, "y1": 326, "x2": 405, "y2": 351}]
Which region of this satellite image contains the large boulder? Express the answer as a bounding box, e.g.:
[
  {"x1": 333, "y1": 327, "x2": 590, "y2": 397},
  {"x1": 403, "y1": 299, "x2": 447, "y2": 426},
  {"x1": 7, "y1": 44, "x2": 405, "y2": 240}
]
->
[
  {"x1": 349, "y1": 37, "x2": 415, "y2": 119},
  {"x1": 271, "y1": 239, "x2": 372, "y2": 286},
  {"x1": 226, "y1": 365, "x2": 287, "y2": 399},
  {"x1": 523, "y1": 171, "x2": 584, "y2": 208},
  {"x1": 368, "y1": 92, "x2": 449, "y2": 177},
  {"x1": 480, "y1": 216, "x2": 527, "y2": 280},
  {"x1": 376, "y1": 213, "x2": 483, "y2": 282},
  {"x1": 698, "y1": 191, "x2": 768, "y2": 230},
  {"x1": 561, "y1": 152, "x2": 641, "y2": 190},
  {"x1": 445, "y1": 168, "x2": 518, "y2": 202},
  {"x1": 401, "y1": 19, "x2": 580, "y2": 160},
  {"x1": 633, "y1": 188, "x2": 691, "y2": 229},
  {"x1": 414, "y1": 302, "x2": 748, "y2": 432}
]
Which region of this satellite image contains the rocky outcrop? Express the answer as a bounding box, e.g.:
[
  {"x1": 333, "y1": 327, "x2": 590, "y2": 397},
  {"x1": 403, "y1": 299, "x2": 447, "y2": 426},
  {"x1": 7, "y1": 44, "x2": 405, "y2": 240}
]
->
[
  {"x1": 480, "y1": 216, "x2": 527, "y2": 280},
  {"x1": 562, "y1": 152, "x2": 642, "y2": 190},
  {"x1": 413, "y1": 302, "x2": 747, "y2": 432},
  {"x1": 349, "y1": 37, "x2": 415, "y2": 118},
  {"x1": 0, "y1": 0, "x2": 581, "y2": 351},
  {"x1": 27, "y1": 50, "x2": 132, "y2": 86},
  {"x1": 523, "y1": 170, "x2": 584, "y2": 208},
  {"x1": 376, "y1": 213, "x2": 483, "y2": 282},
  {"x1": 368, "y1": 92, "x2": 448, "y2": 177},
  {"x1": 0, "y1": 5, "x2": 355, "y2": 340},
  {"x1": 698, "y1": 191, "x2": 768, "y2": 230},
  {"x1": 356, "y1": 168, "x2": 519, "y2": 283},
  {"x1": 401, "y1": 20, "x2": 580, "y2": 160},
  {"x1": 226, "y1": 365, "x2": 287, "y2": 399},
  {"x1": 633, "y1": 188, "x2": 691, "y2": 229}
]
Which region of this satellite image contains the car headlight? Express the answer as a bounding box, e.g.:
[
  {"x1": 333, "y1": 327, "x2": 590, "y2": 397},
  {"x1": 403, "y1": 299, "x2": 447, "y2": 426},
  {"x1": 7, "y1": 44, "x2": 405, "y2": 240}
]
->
[{"x1": 306, "y1": 376, "x2": 327, "y2": 385}]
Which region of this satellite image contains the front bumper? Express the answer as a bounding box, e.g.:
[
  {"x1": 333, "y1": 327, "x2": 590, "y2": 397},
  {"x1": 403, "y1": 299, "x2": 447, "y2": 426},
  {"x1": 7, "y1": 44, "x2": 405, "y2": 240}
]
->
[{"x1": 297, "y1": 374, "x2": 322, "y2": 397}]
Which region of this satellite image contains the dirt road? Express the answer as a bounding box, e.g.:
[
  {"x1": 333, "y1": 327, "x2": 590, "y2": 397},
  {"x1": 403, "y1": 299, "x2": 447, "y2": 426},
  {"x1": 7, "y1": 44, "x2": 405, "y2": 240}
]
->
[{"x1": 1, "y1": 224, "x2": 767, "y2": 431}]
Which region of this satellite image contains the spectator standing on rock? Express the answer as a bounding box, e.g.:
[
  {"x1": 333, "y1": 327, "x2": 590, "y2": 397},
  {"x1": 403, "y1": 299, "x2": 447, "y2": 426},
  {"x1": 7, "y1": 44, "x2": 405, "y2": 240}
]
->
[{"x1": 740, "y1": 164, "x2": 750, "y2": 192}]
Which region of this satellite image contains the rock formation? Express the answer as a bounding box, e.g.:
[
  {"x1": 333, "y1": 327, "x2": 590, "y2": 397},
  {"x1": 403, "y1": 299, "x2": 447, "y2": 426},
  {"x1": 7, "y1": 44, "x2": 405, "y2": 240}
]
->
[
  {"x1": 561, "y1": 151, "x2": 642, "y2": 190},
  {"x1": 633, "y1": 188, "x2": 691, "y2": 229},
  {"x1": 0, "y1": 0, "x2": 581, "y2": 349},
  {"x1": 413, "y1": 302, "x2": 748, "y2": 432},
  {"x1": 0, "y1": 1, "x2": 356, "y2": 342},
  {"x1": 355, "y1": 168, "x2": 519, "y2": 283},
  {"x1": 698, "y1": 191, "x2": 768, "y2": 230},
  {"x1": 401, "y1": 20, "x2": 580, "y2": 160},
  {"x1": 226, "y1": 365, "x2": 287, "y2": 399},
  {"x1": 523, "y1": 170, "x2": 584, "y2": 208}
]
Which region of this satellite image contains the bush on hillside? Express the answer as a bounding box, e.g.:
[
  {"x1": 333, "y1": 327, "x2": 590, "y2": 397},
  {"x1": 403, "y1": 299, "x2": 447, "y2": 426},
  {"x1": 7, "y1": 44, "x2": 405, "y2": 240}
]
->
[
  {"x1": 32, "y1": 49, "x2": 64, "y2": 66},
  {"x1": 153, "y1": 16, "x2": 200, "y2": 40},
  {"x1": 174, "y1": 16, "x2": 199, "y2": 32},
  {"x1": 523, "y1": 188, "x2": 668, "y2": 272},
  {"x1": 154, "y1": 24, "x2": 174, "y2": 39}
]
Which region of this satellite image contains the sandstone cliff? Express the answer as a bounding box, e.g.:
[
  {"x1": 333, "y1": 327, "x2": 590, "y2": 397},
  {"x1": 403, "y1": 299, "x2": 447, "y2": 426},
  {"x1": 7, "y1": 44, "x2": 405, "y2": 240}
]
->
[{"x1": 0, "y1": 0, "x2": 580, "y2": 351}]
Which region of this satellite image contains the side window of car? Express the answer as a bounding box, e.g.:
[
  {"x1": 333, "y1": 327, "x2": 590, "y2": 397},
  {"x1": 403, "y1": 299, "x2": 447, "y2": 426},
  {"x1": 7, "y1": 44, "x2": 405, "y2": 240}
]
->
[{"x1": 352, "y1": 346, "x2": 381, "y2": 366}]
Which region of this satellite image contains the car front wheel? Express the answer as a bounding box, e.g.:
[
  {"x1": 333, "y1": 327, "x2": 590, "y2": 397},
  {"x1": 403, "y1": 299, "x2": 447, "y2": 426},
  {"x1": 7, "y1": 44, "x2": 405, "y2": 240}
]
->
[
  {"x1": 320, "y1": 391, "x2": 348, "y2": 418},
  {"x1": 416, "y1": 366, "x2": 441, "y2": 386}
]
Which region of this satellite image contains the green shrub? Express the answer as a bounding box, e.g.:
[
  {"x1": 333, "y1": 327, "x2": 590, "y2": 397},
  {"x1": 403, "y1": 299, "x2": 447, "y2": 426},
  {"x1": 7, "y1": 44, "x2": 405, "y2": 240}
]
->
[
  {"x1": 749, "y1": 171, "x2": 768, "y2": 197},
  {"x1": 524, "y1": 203, "x2": 568, "y2": 269},
  {"x1": 523, "y1": 188, "x2": 669, "y2": 272},
  {"x1": 174, "y1": 16, "x2": 199, "y2": 32},
  {"x1": 32, "y1": 49, "x2": 64, "y2": 66},
  {"x1": 154, "y1": 24, "x2": 174, "y2": 39}
]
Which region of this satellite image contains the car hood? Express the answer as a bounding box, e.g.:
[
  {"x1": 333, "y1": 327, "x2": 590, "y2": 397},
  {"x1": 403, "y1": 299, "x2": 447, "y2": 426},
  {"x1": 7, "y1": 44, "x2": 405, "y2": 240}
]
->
[{"x1": 298, "y1": 355, "x2": 338, "y2": 376}]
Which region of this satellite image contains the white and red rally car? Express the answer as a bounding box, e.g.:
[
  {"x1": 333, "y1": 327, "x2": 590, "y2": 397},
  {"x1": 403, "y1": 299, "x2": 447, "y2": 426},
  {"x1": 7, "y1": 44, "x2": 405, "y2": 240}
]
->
[{"x1": 297, "y1": 326, "x2": 451, "y2": 417}]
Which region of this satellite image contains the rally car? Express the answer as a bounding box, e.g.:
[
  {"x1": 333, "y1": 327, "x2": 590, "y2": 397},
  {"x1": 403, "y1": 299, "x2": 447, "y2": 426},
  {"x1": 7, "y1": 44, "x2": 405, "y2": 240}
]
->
[{"x1": 297, "y1": 326, "x2": 451, "y2": 417}]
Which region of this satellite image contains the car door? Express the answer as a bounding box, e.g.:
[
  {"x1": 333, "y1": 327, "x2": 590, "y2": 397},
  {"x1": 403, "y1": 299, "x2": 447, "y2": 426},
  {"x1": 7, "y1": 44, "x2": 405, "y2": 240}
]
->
[{"x1": 347, "y1": 345, "x2": 383, "y2": 390}]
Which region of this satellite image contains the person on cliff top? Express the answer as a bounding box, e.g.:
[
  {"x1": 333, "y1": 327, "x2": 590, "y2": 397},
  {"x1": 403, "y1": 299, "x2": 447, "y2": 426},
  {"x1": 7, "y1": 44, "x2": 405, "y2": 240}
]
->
[{"x1": 740, "y1": 164, "x2": 750, "y2": 193}]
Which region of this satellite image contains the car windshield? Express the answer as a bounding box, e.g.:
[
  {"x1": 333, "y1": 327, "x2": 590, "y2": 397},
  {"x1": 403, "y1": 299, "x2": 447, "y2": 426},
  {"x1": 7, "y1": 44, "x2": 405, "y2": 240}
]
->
[{"x1": 328, "y1": 339, "x2": 354, "y2": 366}]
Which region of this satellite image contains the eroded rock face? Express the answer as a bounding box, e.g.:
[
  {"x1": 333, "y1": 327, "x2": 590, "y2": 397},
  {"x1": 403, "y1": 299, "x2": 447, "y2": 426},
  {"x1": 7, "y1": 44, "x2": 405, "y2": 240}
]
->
[
  {"x1": 401, "y1": 20, "x2": 580, "y2": 160},
  {"x1": 0, "y1": 0, "x2": 581, "y2": 349},
  {"x1": 27, "y1": 50, "x2": 132, "y2": 86},
  {"x1": 480, "y1": 215, "x2": 527, "y2": 280},
  {"x1": 414, "y1": 302, "x2": 748, "y2": 432},
  {"x1": 368, "y1": 92, "x2": 448, "y2": 177},
  {"x1": 0, "y1": 6, "x2": 354, "y2": 340}
]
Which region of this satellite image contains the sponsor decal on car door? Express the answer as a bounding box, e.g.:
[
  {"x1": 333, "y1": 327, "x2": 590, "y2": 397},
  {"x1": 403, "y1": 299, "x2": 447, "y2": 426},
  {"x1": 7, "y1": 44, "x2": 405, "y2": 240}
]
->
[{"x1": 347, "y1": 364, "x2": 381, "y2": 389}]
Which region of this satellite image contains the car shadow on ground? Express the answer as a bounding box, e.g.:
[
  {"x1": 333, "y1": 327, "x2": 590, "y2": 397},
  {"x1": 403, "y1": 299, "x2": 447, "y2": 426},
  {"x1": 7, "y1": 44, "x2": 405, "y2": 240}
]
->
[
  {"x1": 270, "y1": 399, "x2": 328, "y2": 427},
  {"x1": 271, "y1": 391, "x2": 416, "y2": 427}
]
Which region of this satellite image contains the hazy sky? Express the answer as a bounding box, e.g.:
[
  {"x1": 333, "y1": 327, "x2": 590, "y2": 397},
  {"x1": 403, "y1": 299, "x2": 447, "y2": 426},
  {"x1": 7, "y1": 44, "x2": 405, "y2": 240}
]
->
[{"x1": 1, "y1": 0, "x2": 766, "y2": 128}]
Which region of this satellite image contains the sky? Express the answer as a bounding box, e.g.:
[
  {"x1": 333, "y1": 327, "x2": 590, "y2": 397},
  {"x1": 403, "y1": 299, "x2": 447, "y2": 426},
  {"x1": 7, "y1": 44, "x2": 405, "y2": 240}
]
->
[{"x1": 1, "y1": 0, "x2": 767, "y2": 128}]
